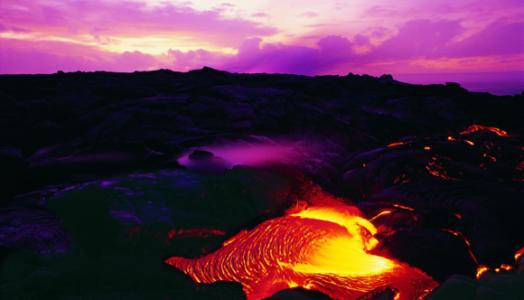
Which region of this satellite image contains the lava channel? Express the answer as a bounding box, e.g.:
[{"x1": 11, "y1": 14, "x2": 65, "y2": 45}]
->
[{"x1": 165, "y1": 205, "x2": 437, "y2": 300}]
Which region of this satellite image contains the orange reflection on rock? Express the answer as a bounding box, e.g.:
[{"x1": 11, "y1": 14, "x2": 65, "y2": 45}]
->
[
  {"x1": 165, "y1": 204, "x2": 437, "y2": 300},
  {"x1": 167, "y1": 228, "x2": 226, "y2": 240}
]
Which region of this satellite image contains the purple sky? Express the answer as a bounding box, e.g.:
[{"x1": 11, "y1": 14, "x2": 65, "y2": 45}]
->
[{"x1": 1, "y1": 0, "x2": 523, "y2": 94}]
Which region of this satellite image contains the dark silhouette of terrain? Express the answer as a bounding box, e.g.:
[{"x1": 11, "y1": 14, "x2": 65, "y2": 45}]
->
[{"x1": 0, "y1": 68, "x2": 523, "y2": 299}]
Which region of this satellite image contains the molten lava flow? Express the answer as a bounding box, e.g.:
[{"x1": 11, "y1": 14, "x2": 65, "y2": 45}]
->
[
  {"x1": 476, "y1": 265, "x2": 489, "y2": 279},
  {"x1": 476, "y1": 263, "x2": 515, "y2": 280},
  {"x1": 165, "y1": 205, "x2": 437, "y2": 300},
  {"x1": 387, "y1": 141, "x2": 409, "y2": 148},
  {"x1": 392, "y1": 203, "x2": 415, "y2": 212},
  {"x1": 442, "y1": 228, "x2": 479, "y2": 265},
  {"x1": 426, "y1": 156, "x2": 457, "y2": 181},
  {"x1": 515, "y1": 246, "x2": 524, "y2": 262},
  {"x1": 463, "y1": 139, "x2": 475, "y2": 146},
  {"x1": 475, "y1": 245, "x2": 523, "y2": 281},
  {"x1": 459, "y1": 124, "x2": 509, "y2": 137}
]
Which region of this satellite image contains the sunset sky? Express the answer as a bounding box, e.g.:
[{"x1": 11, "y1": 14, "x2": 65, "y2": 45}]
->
[{"x1": 1, "y1": 0, "x2": 523, "y2": 93}]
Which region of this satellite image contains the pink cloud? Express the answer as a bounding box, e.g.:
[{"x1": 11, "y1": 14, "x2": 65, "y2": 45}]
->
[
  {"x1": 0, "y1": 38, "x2": 158, "y2": 73},
  {"x1": 447, "y1": 20, "x2": 524, "y2": 56},
  {"x1": 252, "y1": 12, "x2": 269, "y2": 18},
  {"x1": 168, "y1": 48, "x2": 231, "y2": 72},
  {"x1": 299, "y1": 11, "x2": 318, "y2": 18},
  {"x1": 223, "y1": 38, "x2": 323, "y2": 74},
  {"x1": 363, "y1": 5, "x2": 400, "y2": 18},
  {"x1": 362, "y1": 0, "x2": 523, "y2": 20},
  {"x1": 368, "y1": 19, "x2": 464, "y2": 60},
  {"x1": 220, "y1": 36, "x2": 356, "y2": 74},
  {"x1": 0, "y1": 34, "x2": 356, "y2": 75},
  {"x1": 0, "y1": 0, "x2": 275, "y2": 47},
  {"x1": 2, "y1": 18, "x2": 522, "y2": 76},
  {"x1": 363, "y1": 18, "x2": 524, "y2": 62}
]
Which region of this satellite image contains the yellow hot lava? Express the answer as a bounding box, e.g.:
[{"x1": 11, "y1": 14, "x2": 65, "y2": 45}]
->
[
  {"x1": 165, "y1": 204, "x2": 437, "y2": 300},
  {"x1": 286, "y1": 206, "x2": 390, "y2": 276}
]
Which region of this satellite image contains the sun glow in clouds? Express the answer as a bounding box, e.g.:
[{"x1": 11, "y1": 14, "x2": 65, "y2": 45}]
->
[{"x1": 1, "y1": 0, "x2": 523, "y2": 94}]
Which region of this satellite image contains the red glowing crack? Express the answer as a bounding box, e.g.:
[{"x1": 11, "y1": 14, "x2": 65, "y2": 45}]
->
[
  {"x1": 165, "y1": 205, "x2": 437, "y2": 299},
  {"x1": 459, "y1": 124, "x2": 509, "y2": 137}
]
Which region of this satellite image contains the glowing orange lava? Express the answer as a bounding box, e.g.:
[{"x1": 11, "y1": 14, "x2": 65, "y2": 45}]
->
[
  {"x1": 426, "y1": 156, "x2": 457, "y2": 181},
  {"x1": 442, "y1": 228, "x2": 479, "y2": 265},
  {"x1": 459, "y1": 124, "x2": 509, "y2": 137},
  {"x1": 476, "y1": 265, "x2": 489, "y2": 279},
  {"x1": 165, "y1": 204, "x2": 437, "y2": 300},
  {"x1": 476, "y1": 263, "x2": 515, "y2": 280},
  {"x1": 388, "y1": 141, "x2": 409, "y2": 148},
  {"x1": 515, "y1": 246, "x2": 524, "y2": 262},
  {"x1": 392, "y1": 203, "x2": 415, "y2": 212},
  {"x1": 482, "y1": 153, "x2": 497, "y2": 163},
  {"x1": 463, "y1": 139, "x2": 475, "y2": 146}
]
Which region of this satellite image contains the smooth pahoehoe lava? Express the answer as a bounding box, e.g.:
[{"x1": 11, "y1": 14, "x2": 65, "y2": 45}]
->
[{"x1": 165, "y1": 204, "x2": 437, "y2": 299}]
